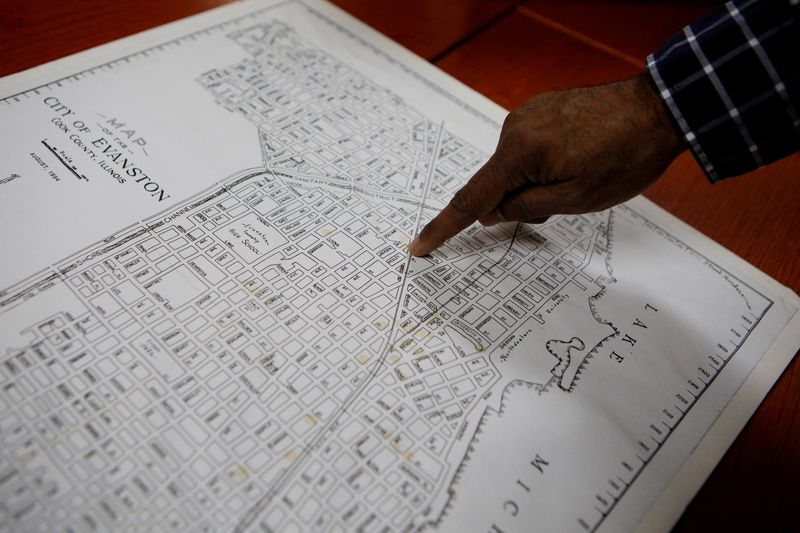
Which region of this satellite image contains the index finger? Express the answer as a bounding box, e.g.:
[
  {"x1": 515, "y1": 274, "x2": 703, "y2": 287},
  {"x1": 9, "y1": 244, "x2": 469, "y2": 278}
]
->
[{"x1": 409, "y1": 156, "x2": 507, "y2": 257}]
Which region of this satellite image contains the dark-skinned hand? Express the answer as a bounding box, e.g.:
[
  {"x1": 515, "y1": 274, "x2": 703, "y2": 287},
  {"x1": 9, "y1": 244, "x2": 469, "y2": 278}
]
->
[{"x1": 408, "y1": 74, "x2": 685, "y2": 257}]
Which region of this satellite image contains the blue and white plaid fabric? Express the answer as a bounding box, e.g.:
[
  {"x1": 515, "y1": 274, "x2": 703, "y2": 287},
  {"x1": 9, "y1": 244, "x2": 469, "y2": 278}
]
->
[{"x1": 647, "y1": 0, "x2": 800, "y2": 182}]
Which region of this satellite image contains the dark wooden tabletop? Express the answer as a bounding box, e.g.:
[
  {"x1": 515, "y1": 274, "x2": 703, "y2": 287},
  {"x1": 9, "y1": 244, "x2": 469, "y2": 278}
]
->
[{"x1": 1, "y1": 0, "x2": 798, "y2": 530}]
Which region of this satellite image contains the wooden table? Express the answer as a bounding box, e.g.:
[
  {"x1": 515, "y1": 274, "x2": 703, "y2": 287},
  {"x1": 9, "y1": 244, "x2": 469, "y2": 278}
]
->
[{"x1": 2, "y1": 0, "x2": 798, "y2": 530}]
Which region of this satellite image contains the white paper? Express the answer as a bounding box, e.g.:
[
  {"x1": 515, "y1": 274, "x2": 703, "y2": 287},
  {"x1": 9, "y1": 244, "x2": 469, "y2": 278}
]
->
[{"x1": 0, "y1": 1, "x2": 797, "y2": 531}]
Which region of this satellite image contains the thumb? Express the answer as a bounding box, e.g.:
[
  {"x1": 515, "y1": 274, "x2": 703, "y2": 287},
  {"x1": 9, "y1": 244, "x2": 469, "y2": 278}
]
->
[{"x1": 492, "y1": 183, "x2": 581, "y2": 223}]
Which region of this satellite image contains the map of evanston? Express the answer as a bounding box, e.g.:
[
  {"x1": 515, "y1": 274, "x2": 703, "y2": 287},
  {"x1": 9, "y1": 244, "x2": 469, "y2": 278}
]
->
[{"x1": 0, "y1": 4, "x2": 796, "y2": 533}]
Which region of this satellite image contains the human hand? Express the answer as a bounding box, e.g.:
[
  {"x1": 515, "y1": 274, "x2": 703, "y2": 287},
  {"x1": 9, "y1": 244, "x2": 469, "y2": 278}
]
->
[{"x1": 408, "y1": 74, "x2": 685, "y2": 257}]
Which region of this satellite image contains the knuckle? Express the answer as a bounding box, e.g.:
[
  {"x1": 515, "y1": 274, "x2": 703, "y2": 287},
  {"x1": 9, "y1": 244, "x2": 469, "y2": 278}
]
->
[
  {"x1": 498, "y1": 125, "x2": 530, "y2": 164},
  {"x1": 502, "y1": 122, "x2": 525, "y2": 145},
  {"x1": 502, "y1": 108, "x2": 525, "y2": 130},
  {"x1": 501, "y1": 110, "x2": 533, "y2": 145},
  {"x1": 501, "y1": 112, "x2": 516, "y2": 130}
]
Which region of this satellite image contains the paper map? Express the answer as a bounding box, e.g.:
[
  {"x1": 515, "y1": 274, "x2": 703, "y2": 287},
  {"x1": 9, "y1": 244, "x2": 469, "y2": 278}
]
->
[{"x1": 1, "y1": 1, "x2": 798, "y2": 532}]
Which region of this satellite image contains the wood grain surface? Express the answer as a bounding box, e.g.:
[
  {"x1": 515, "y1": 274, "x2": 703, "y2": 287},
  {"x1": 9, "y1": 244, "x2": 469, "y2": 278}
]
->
[
  {"x1": 520, "y1": 0, "x2": 715, "y2": 61},
  {"x1": 0, "y1": 0, "x2": 514, "y2": 75},
  {"x1": 1, "y1": 0, "x2": 798, "y2": 531}
]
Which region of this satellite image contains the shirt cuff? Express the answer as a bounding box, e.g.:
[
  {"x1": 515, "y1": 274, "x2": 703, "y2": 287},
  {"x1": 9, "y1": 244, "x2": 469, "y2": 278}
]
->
[
  {"x1": 646, "y1": 0, "x2": 800, "y2": 183},
  {"x1": 647, "y1": 54, "x2": 721, "y2": 182}
]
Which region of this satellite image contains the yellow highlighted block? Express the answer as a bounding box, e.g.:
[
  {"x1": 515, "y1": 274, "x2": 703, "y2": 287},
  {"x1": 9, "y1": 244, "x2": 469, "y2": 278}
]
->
[
  {"x1": 414, "y1": 328, "x2": 430, "y2": 340},
  {"x1": 389, "y1": 232, "x2": 410, "y2": 245},
  {"x1": 233, "y1": 465, "x2": 249, "y2": 480},
  {"x1": 318, "y1": 225, "x2": 335, "y2": 237}
]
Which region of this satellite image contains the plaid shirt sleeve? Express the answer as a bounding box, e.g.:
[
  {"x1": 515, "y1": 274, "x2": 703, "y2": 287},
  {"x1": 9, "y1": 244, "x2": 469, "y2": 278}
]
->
[{"x1": 647, "y1": 0, "x2": 800, "y2": 182}]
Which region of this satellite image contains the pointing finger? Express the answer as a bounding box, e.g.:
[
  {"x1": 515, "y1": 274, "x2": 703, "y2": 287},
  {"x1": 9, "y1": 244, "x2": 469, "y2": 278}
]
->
[{"x1": 409, "y1": 156, "x2": 510, "y2": 256}]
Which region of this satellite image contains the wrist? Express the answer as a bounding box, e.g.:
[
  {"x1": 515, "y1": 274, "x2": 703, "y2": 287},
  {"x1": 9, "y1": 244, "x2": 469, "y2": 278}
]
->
[{"x1": 632, "y1": 73, "x2": 685, "y2": 161}]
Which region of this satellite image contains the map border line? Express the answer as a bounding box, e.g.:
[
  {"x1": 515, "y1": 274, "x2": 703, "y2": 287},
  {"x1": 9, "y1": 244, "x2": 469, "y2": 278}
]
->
[{"x1": 0, "y1": 1, "x2": 786, "y2": 530}]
